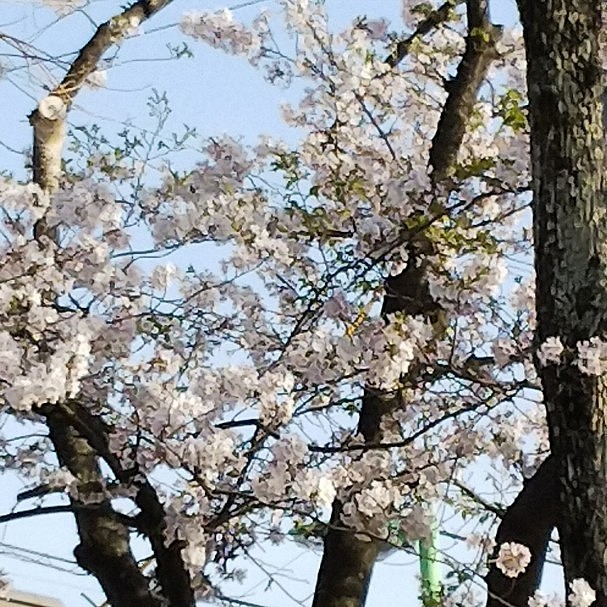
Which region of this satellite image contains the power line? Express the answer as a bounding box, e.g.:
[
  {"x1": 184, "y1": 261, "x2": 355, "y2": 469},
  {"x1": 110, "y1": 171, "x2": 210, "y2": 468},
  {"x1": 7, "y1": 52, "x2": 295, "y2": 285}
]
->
[
  {"x1": 0, "y1": 541, "x2": 78, "y2": 566},
  {"x1": 228, "y1": 0, "x2": 274, "y2": 10}
]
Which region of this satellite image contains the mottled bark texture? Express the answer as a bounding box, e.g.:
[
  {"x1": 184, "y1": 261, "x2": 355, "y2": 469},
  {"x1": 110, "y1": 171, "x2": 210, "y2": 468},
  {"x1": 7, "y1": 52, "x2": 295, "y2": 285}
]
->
[
  {"x1": 311, "y1": 3, "x2": 500, "y2": 606},
  {"x1": 518, "y1": 0, "x2": 607, "y2": 603}
]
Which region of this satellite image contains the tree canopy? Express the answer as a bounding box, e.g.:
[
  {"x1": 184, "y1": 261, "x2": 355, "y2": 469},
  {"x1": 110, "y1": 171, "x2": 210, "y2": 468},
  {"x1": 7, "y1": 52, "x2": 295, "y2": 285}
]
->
[{"x1": 0, "y1": 1, "x2": 605, "y2": 607}]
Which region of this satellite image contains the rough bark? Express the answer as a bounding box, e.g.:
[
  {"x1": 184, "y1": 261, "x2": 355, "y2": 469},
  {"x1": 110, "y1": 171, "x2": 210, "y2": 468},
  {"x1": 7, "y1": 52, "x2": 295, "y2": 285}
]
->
[
  {"x1": 58, "y1": 400, "x2": 195, "y2": 607},
  {"x1": 485, "y1": 457, "x2": 559, "y2": 607},
  {"x1": 311, "y1": 3, "x2": 500, "y2": 606},
  {"x1": 44, "y1": 408, "x2": 162, "y2": 607},
  {"x1": 517, "y1": 0, "x2": 607, "y2": 603}
]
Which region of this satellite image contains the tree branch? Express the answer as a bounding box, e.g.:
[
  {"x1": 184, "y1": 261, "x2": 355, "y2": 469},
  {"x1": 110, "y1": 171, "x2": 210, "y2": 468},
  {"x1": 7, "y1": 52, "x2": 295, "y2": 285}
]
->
[
  {"x1": 56, "y1": 0, "x2": 172, "y2": 107},
  {"x1": 452, "y1": 479, "x2": 506, "y2": 517},
  {"x1": 27, "y1": 1, "x2": 191, "y2": 605},
  {"x1": 386, "y1": 0, "x2": 461, "y2": 68},
  {"x1": 30, "y1": 0, "x2": 172, "y2": 191},
  {"x1": 485, "y1": 457, "x2": 559, "y2": 607},
  {"x1": 0, "y1": 504, "x2": 139, "y2": 527},
  {"x1": 429, "y1": 0, "x2": 502, "y2": 179},
  {"x1": 54, "y1": 400, "x2": 194, "y2": 607},
  {"x1": 43, "y1": 407, "x2": 162, "y2": 607},
  {"x1": 0, "y1": 504, "x2": 73, "y2": 524},
  {"x1": 311, "y1": 5, "x2": 502, "y2": 606}
]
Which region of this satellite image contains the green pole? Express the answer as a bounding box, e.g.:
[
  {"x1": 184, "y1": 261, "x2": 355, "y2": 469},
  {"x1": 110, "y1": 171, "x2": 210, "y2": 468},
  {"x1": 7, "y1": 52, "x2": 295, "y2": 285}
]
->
[{"x1": 418, "y1": 513, "x2": 442, "y2": 607}]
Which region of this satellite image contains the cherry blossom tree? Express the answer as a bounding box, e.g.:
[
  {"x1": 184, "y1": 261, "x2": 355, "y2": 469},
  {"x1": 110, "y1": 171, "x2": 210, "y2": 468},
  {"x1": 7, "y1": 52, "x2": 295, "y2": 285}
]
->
[{"x1": 1, "y1": 1, "x2": 606, "y2": 606}]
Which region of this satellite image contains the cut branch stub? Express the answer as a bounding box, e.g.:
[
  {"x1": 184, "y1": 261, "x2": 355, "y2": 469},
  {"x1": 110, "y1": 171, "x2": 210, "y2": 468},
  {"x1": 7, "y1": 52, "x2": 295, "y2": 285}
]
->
[
  {"x1": 30, "y1": 0, "x2": 172, "y2": 196},
  {"x1": 30, "y1": 95, "x2": 67, "y2": 194}
]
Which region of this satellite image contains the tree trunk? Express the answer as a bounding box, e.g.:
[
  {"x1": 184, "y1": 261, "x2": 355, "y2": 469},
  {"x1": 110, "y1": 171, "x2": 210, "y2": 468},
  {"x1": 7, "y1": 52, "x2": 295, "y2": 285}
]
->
[
  {"x1": 44, "y1": 409, "x2": 162, "y2": 607},
  {"x1": 311, "y1": 3, "x2": 500, "y2": 605},
  {"x1": 312, "y1": 267, "x2": 440, "y2": 607},
  {"x1": 518, "y1": 0, "x2": 607, "y2": 602},
  {"x1": 27, "y1": 2, "x2": 194, "y2": 605}
]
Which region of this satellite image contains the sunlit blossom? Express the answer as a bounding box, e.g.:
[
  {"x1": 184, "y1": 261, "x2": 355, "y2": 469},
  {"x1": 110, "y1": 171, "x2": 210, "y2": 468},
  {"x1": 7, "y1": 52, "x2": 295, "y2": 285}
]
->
[{"x1": 495, "y1": 542, "x2": 532, "y2": 578}]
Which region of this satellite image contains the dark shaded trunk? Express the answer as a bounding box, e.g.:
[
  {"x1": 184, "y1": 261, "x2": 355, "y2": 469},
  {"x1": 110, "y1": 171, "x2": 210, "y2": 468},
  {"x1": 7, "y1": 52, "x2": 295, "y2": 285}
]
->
[
  {"x1": 429, "y1": 0, "x2": 501, "y2": 180},
  {"x1": 485, "y1": 457, "x2": 559, "y2": 607},
  {"x1": 47, "y1": 401, "x2": 196, "y2": 607},
  {"x1": 311, "y1": 3, "x2": 501, "y2": 605},
  {"x1": 312, "y1": 265, "x2": 439, "y2": 607},
  {"x1": 517, "y1": 0, "x2": 607, "y2": 603},
  {"x1": 44, "y1": 409, "x2": 162, "y2": 607},
  {"x1": 311, "y1": 501, "x2": 381, "y2": 607}
]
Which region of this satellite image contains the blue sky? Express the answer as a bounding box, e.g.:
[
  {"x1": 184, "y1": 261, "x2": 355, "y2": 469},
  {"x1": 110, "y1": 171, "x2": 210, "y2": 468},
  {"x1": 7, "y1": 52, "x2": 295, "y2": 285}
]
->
[{"x1": 0, "y1": 1, "x2": 537, "y2": 606}]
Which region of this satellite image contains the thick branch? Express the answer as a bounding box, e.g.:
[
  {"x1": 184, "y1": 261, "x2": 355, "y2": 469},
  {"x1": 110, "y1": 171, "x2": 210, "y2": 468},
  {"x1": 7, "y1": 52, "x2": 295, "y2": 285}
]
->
[
  {"x1": 55, "y1": 0, "x2": 171, "y2": 108},
  {"x1": 28, "y1": 2, "x2": 190, "y2": 605},
  {"x1": 386, "y1": 1, "x2": 460, "y2": 68},
  {"x1": 30, "y1": 0, "x2": 172, "y2": 191},
  {"x1": 467, "y1": 0, "x2": 490, "y2": 29},
  {"x1": 485, "y1": 457, "x2": 559, "y2": 607},
  {"x1": 43, "y1": 408, "x2": 161, "y2": 607},
  {"x1": 52, "y1": 401, "x2": 194, "y2": 607},
  {"x1": 312, "y1": 5, "x2": 501, "y2": 606},
  {"x1": 429, "y1": 0, "x2": 502, "y2": 179}
]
